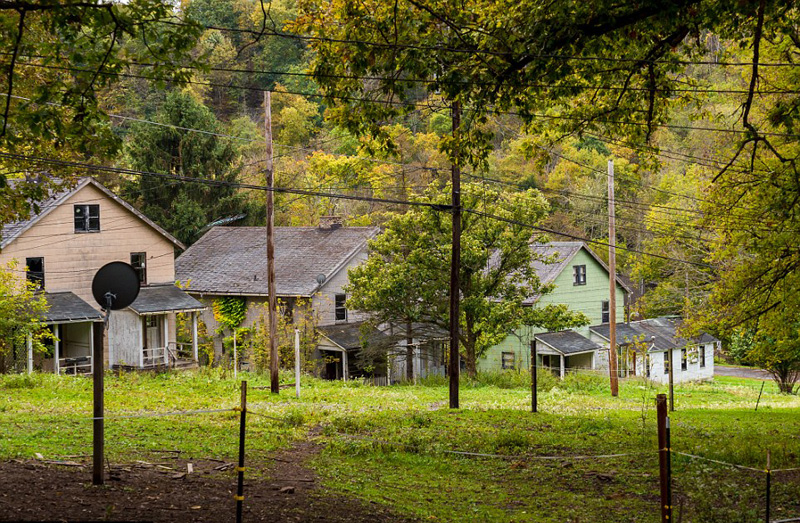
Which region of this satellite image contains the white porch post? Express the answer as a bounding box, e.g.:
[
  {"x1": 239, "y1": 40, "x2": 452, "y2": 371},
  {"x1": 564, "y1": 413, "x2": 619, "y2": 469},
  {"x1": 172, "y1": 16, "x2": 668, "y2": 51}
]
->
[
  {"x1": 591, "y1": 351, "x2": 596, "y2": 370},
  {"x1": 27, "y1": 333, "x2": 33, "y2": 374},
  {"x1": 90, "y1": 322, "x2": 95, "y2": 369},
  {"x1": 139, "y1": 317, "x2": 145, "y2": 368},
  {"x1": 342, "y1": 349, "x2": 349, "y2": 381},
  {"x1": 54, "y1": 324, "x2": 61, "y2": 375},
  {"x1": 163, "y1": 315, "x2": 169, "y2": 365},
  {"x1": 191, "y1": 312, "x2": 199, "y2": 362},
  {"x1": 559, "y1": 354, "x2": 565, "y2": 379}
]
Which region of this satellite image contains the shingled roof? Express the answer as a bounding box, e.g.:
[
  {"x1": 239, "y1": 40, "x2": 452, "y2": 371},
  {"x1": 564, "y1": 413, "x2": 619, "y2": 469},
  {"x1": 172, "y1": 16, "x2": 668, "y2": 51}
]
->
[
  {"x1": 42, "y1": 292, "x2": 103, "y2": 323},
  {"x1": 1, "y1": 177, "x2": 183, "y2": 250},
  {"x1": 590, "y1": 317, "x2": 716, "y2": 352},
  {"x1": 317, "y1": 321, "x2": 391, "y2": 351},
  {"x1": 175, "y1": 226, "x2": 379, "y2": 297},
  {"x1": 535, "y1": 330, "x2": 601, "y2": 355}
]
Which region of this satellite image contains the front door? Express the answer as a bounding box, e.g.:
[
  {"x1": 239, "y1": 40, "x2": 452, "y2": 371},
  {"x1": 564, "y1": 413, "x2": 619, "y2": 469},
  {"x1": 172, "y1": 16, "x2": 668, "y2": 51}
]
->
[{"x1": 144, "y1": 316, "x2": 162, "y2": 364}]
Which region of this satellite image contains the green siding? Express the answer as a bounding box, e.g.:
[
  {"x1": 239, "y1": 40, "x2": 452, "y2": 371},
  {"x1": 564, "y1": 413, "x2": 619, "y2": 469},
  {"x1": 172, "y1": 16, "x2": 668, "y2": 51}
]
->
[{"x1": 479, "y1": 248, "x2": 626, "y2": 372}]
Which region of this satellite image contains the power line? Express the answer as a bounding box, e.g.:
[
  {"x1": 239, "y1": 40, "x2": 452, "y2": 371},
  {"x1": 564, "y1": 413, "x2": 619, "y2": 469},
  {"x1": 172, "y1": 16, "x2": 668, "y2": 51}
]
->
[
  {"x1": 157, "y1": 19, "x2": 800, "y2": 68},
  {"x1": 10, "y1": 59, "x2": 800, "y2": 139},
  {"x1": 0, "y1": 151, "x2": 450, "y2": 211}
]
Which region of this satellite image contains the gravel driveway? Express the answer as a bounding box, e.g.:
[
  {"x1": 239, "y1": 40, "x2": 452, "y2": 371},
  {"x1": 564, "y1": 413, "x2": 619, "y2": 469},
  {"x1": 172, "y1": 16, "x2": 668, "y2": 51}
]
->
[{"x1": 715, "y1": 365, "x2": 772, "y2": 380}]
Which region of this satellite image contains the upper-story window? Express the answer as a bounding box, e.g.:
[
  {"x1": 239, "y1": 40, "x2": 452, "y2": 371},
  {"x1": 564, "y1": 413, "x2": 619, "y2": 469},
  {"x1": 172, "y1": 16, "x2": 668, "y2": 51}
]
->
[
  {"x1": 601, "y1": 300, "x2": 610, "y2": 323},
  {"x1": 74, "y1": 204, "x2": 100, "y2": 232},
  {"x1": 26, "y1": 257, "x2": 44, "y2": 290},
  {"x1": 573, "y1": 265, "x2": 586, "y2": 286},
  {"x1": 130, "y1": 252, "x2": 147, "y2": 285},
  {"x1": 335, "y1": 293, "x2": 347, "y2": 322}
]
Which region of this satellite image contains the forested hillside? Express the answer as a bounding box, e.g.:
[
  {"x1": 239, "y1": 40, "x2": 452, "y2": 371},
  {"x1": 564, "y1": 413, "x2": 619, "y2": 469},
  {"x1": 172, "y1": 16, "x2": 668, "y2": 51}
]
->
[{"x1": 2, "y1": 0, "x2": 799, "y2": 369}]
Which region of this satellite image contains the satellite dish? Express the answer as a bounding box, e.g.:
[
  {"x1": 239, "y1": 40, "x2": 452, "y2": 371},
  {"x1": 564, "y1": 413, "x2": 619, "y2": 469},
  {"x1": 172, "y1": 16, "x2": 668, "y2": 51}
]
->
[
  {"x1": 92, "y1": 262, "x2": 140, "y2": 310},
  {"x1": 316, "y1": 273, "x2": 327, "y2": 285}
]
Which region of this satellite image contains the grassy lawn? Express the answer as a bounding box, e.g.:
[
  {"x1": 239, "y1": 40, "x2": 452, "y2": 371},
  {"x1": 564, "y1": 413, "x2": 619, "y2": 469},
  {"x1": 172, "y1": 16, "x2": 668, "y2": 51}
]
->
[{"x1": 1, "y1": 369, "x2": 799, "y2": 522}]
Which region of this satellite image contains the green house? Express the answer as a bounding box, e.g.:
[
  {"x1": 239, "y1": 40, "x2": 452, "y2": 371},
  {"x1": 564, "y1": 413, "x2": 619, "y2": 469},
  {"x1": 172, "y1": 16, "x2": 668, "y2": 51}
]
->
[{"x1": 478, "y1": 242, "x2": 631, "y2": 373}]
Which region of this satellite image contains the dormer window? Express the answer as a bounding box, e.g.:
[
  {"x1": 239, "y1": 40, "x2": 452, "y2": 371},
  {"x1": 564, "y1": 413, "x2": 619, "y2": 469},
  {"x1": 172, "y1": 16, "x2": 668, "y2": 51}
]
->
[
  {"x1": 573, "y1": 265, "x2": 586, "y2": 286},
  {"x1": 74, "y1": 204, "x2": 100, "y2": 232}
]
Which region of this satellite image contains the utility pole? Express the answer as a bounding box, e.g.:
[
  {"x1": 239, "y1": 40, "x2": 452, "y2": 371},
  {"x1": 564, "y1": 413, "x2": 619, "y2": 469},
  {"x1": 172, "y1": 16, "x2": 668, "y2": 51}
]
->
[
  {"x1": 449, "y1": 99, "x2": 461, "y2": 409},
  {"x1": 265, "y1": 91, "x2": 279, "y2": 394},
  {"x1": 608, "y1": 159, "x2": 619, "y2": 397}
]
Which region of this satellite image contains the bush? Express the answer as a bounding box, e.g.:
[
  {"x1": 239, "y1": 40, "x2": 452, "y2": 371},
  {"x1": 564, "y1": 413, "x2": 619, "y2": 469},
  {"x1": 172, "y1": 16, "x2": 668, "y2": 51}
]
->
[{"x1": 558, "y1": 372, "x2": 609, "y2": 393}]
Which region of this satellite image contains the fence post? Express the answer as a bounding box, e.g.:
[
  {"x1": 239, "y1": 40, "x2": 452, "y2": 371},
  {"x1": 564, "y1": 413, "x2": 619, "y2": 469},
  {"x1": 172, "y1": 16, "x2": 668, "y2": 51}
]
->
[
  {"x1": 235, "y1": 381, "x2": 247, "y2": 523},
  {"x1": 657, "y1": 394, "x2": 671, "y2": 522},
  {"x1": 531, "y1": 339, "x2": 537, "y2": 413},
  {"x1": 766, "y1": 449, "x2": 771, "y2": 523}
]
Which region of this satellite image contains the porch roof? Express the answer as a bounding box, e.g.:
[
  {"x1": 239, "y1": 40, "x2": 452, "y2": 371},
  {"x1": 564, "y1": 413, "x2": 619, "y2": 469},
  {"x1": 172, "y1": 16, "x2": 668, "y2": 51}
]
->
[
  {"x1": 128, "y1": 284, "x2": 206, "y2": 315},
  {"x1": 42, "y1": 292, "x2": 102, "y2": 323},
  {"x1": 317, "y1": 321, "x2": 391, "y2": 351},
  {"x1": 535, "y1": 330, "x2": 601, "y2": 356}
]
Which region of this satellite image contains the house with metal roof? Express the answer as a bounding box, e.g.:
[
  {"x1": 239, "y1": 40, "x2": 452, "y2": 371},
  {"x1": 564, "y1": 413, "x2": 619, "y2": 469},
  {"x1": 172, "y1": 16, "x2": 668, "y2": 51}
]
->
[
  {"x1": 479, "y1": 241, "x2": 631, "y2": 374},
  {"x1": 0, "y1": 177, "x2": 205, "y2": 373},
  {"x1": 589, "y1": 317, "x2": 718, "y2": 383},
  {"x1": 175, "y1": 221, "x2": 380, "y2": 378}
]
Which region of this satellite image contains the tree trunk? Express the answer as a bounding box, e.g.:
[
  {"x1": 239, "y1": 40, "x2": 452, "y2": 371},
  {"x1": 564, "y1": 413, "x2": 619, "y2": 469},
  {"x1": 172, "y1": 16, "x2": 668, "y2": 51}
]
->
[{"x1": 464, "y1": 342, "x2": 477, "y2": 380}]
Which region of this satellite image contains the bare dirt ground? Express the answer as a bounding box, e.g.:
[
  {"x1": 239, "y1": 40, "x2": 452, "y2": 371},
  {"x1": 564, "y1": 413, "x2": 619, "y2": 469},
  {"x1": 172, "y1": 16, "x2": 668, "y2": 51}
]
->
[{"x1": 0, "y1": 441, "x2": 415, "y2": 523}]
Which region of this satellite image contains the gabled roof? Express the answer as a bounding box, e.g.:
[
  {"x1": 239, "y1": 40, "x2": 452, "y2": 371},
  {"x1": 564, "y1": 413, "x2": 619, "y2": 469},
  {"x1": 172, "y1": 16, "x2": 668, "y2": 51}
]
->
[
  {"x1": 521, "y1": 241, "x2": 632, "y2": 305},
  {"x1": 128, "y1": 284, "x2": 206, "y2": 315},
  {"x1": 42, "y1": 292, "x2": 103, "y2": 323},
  {"x1": 1, "y1": 177, "x2": 184, "y2": 250},
  {"x1": 535, "y1": 330, "x2": 601, "y2": 355},
  {"x1": 589, "y1": 317, "x2": 716, "y2": 352},
  {"x1": 175, "y1": 226, "x2": 379, "y2": 297},
  {"x1": 317, "y1": 321, "x2": 391, "y2": 351}
]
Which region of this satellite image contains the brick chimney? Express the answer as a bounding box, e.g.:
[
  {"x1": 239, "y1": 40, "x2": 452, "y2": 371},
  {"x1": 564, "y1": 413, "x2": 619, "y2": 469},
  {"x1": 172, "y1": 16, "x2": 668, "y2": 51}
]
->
[{"x1": 319, "y1": 216, "x2": 343, "y2": 230}]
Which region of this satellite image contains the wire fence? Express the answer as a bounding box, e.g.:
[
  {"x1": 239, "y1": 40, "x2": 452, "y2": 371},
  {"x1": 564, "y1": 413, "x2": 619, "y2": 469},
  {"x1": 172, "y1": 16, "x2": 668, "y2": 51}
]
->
[{"x1": 2, "y1": 384, "x2": 799, "y2": 522}]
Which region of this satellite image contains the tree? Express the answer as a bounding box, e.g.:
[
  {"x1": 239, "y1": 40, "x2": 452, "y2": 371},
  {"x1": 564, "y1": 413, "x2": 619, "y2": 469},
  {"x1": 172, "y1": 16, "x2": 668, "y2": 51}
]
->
[
  {"x1": 346, "y1": 182, "x2": 589, "y2": 378},
  {"x1": 122, "y1": 91, "x2": 263, "y2": 245},
  {"x1": 729, "y1": 312, "x2": 800, "y2": 394},
  {"x1": 0, "y1": 1, "x2": 202, "y2": 228},
  {"x1": 0, "y1": 261, "x2": 50, "y2": 373}
]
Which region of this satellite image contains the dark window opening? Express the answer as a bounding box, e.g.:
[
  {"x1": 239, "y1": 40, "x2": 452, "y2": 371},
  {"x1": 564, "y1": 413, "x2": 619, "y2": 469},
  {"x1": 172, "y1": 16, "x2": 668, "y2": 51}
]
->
[
  {"x1": 335, "y1": 294, "x2": 347, "y2": 322},
  {"x1": 130, "y1": 252, "x2": 146, "y2": 285},
  {"x1": 501, "y1": 352, "x2": 515, "y2": 370},
  {"x1": 681, "y1": 348, "x2": 688, "y2": 371},
  {"x1": 700, "y1": 345, "x2": 706, "y2": 368},
  {"x1": 601, "y1": 300, "x2": 610, "y2": 323},
  {"x1": 26, "y1": 257, "x2": 44, "y2": 290},
  {"x1": 573, "y1": 265, "x2": 586, "y2": 286},
  {"x1": 74, "y1": 204, "x2": 100, "y2": 232},
  {"x1": 664, "y1": 352, "x2": 670, "y2": 375}
]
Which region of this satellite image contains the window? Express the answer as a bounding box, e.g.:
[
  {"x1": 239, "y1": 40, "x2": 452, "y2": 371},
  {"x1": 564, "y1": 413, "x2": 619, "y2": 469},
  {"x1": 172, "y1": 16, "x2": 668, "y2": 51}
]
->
[
  {"x1": 25, "y1": 257, "x2": 44, "y2": 290},
  {"x1": 664, "y1": 352, "x2": 670, "y2": 375},
  {"x1": 502, "y1": 352, "x2": 516, "y2": 370},
  {"x1": 334, "y1": 293, "x2": 347, "y2": 322},
  {"x1": 699, "y1": 345, "x2": 706, "y2": 368},
  {"x1": 681, "y1": 349, "x2": 688, "y2": 371},
  {"x1": 74, "y1": 204, "x2": 100, "y2": 232},
  {"x1": 573, "y1": 265, "x2": 587, "y2": 286},
  {"x1": 130, "y1": 252, "x2": 146, "y2": 285},
  {"x1": 601, "y1": 300, "x2": 610, "y2": 324}
]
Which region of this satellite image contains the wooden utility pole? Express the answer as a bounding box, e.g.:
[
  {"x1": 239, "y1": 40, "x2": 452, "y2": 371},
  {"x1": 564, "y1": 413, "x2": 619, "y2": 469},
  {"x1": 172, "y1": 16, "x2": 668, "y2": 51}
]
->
[
  {"x1": 92, "y1": 322, "x2": 104, "y2": 485},
  {"x1": 449, "y1": 100, "x2": 461, "y2": 409},
  {"x1": 608, "y1": 159, "x2": 619, "y2": 397},
  {"x1": 656, "y1": 394, "x2": 671, "y2": 522},
  {"x1": 265, "y1": 91, "x2": 279, "y2": 394}
]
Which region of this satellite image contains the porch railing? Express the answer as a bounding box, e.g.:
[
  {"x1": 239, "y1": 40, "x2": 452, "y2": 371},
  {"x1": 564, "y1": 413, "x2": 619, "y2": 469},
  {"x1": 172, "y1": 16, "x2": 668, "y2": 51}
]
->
[{"x1": 59, "y1": 356, "x2": 92, "y2": 375}]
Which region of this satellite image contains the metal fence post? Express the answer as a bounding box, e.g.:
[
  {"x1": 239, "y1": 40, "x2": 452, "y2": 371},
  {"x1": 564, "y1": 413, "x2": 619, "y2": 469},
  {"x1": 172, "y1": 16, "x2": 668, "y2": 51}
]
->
[{"x1": 235, "y1": 381, "x2": 247, "y2": 523}]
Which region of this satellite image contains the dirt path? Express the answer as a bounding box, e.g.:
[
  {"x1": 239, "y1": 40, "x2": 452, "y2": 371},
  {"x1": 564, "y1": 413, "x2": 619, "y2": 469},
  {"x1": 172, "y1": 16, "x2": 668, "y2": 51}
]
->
[{"x1": 0, "y1": 440, "x2": 415, "y2": 522}]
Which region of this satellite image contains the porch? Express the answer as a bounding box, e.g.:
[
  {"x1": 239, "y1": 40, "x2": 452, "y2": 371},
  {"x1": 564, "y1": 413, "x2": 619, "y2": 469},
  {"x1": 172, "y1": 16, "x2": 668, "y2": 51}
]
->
[{"x1": 534, "y1": 330, "x2": 601, "y2": 378}]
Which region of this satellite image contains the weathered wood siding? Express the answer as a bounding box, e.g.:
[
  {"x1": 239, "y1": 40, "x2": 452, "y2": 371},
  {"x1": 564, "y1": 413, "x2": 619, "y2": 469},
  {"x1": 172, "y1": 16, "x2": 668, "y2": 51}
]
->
[
  {"x1": 109, "y1": 309, "x2": 142, "y2": 367},
  {"x1": 0, "y1": 183, "x2": 176, "y2": 307}
]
